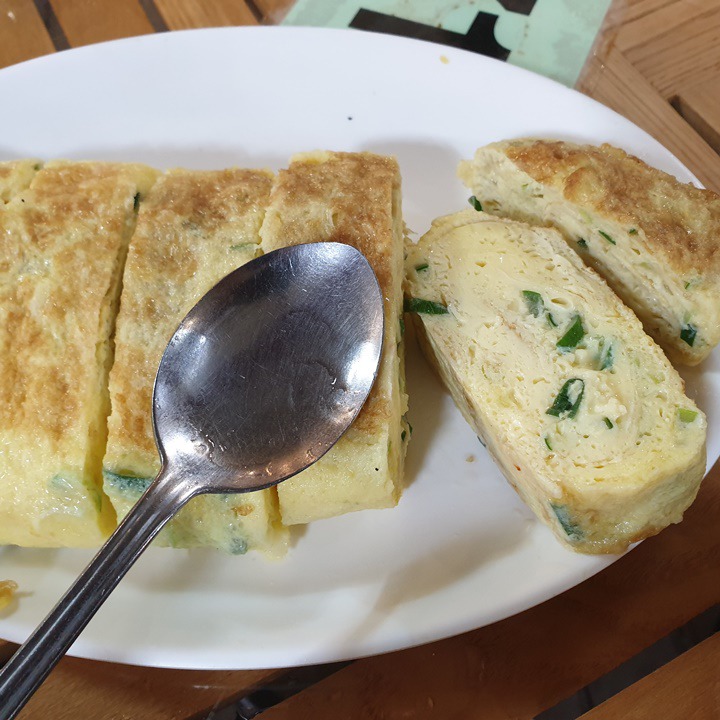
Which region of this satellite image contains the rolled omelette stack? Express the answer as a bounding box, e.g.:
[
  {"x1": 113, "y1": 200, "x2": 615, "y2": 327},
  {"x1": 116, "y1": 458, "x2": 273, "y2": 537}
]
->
[
  {"x1": 458, "y1": 140, "x2": 720, "y2": 366},
  {"x1": 103, "y1": 168, "x2": 288, "y2": 555},
  {"x1": 260, "y1": 151, "x2": 409, "y2": 525},
  {"x1": 0, "y1": 161, "x2": 157, "y2": 547},
  {"x1": 0, "y1": 152, "x2": 408, "y2": 552},
  {"x1": 104, "y1": 154, "x2": 408, "y2": 548},
  {"x1": 404, "y1": 209, "x2": 707, "y2": 553}
]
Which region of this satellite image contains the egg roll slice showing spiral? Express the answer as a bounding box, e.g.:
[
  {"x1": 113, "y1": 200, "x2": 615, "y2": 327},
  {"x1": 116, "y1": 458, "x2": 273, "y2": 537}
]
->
[{"x1": 405, "y1": 209, "x2": 706, "y2": 553}]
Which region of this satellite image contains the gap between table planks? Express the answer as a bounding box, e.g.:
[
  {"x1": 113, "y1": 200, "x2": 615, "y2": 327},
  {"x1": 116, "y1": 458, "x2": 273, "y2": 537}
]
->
[
  {"x1": 0, "y1": 0, "x2": 294, "y2": 70},
  {"x1": 579, "y1": 631, "x2": 720, "y2": 720},
  {"x1": 14, "y1": 661, "x2": 282, "y2": 720}
]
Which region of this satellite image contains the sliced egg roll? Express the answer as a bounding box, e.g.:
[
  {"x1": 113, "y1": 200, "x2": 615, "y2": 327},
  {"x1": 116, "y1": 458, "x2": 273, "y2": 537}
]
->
[
  {"x1": 405, "y1": 209, "x2": 707, "y2": 553},
  {"x1": 459, "y1": 139, "x2": 720, "y2": 366},
  {"x1": 260, "y1": 151, "x2": 409, "y2": 525},
  {"x1": 103, "y1": 168, "x2": 287, "y2": 555}
]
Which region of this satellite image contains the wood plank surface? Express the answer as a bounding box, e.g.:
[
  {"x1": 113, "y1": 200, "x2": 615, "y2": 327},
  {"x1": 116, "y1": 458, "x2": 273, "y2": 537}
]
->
[
  {"x1": 576, "y1": 45, "x2": 720, "y2": 191},
  {"x1": 154, "y1": 0, "x2": 259, "y2": 30},
  {"x1": 603, "y1": 0, "x2": 677, "y2": 28},
  {"x1": 579, "y1": 632, "x2": 720, "y2": 720},
  {"x1": 614, "y1": 0, "x2": 714, "y2": 52},
  {"x1": 50, "y1": 0, "x2": 154, "y2": 46},
  {"x1": 615, "y1": 1, "x2": 720, "y2": 99},
  {"x1": 0, "y1": 0, "x2": 54, "y2": 69},
  {"x1": 262, "y1": 464, "x2": 720, "y2": 719},
  {"x1": 7, "y1": 650, "x2": 280, "y2": 720},
  {"x1": 253, "y1": 0, "x2": 295, "y2": 23},
  {"x1": 675, "y1": 79, "x2": 720, "y2": 155}
]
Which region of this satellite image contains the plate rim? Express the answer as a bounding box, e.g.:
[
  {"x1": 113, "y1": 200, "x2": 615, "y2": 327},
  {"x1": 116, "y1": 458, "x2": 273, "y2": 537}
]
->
[{"x1": 0, "y1": 24, "x2": 713, "y2": 669}]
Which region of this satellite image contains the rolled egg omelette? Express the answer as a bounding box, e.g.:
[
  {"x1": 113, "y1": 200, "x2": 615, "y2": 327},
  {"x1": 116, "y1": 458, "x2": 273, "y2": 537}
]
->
[{"x1": 404, "y1": 208, "x2": 707, "y2": 553}]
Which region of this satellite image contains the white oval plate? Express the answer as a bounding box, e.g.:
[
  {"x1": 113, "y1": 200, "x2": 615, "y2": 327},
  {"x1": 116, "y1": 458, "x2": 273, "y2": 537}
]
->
[{"x1": 0, "y1": 27, "x2": 718, "y2": 670}]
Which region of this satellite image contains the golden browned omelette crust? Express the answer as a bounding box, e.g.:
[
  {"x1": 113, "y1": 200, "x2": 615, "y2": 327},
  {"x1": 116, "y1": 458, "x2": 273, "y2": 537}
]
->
[
  {"x1": 504, "y1": 140, "x2": 720, "y2": 278},
  {"x1": 104, "y1": 168, "x2": 286, "y2": 554},
  {"x1": 106, "y1": 168, "x2": 273, "y2": 467},
  {"x1": 262, "y1": 151, "x2": 400, "y2": 438},
  {"x1": 0, "y1": 161, "x2": 157, "y2": 546},
  {"x1": 262, "y1": 152, "x2": 398, "y2": 301},
  {"x1": 260, "y1": 151, "x2": 408, "y2": 524}
]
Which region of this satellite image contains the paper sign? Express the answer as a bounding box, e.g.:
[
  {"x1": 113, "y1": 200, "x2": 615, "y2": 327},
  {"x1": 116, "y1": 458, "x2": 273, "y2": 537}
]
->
[{"x1": 283, "y1": 0, "x2": 611, "y2": 87}]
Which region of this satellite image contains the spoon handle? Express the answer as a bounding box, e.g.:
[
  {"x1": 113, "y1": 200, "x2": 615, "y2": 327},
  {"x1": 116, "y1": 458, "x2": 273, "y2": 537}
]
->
[{"x1": 0, "y1": 466, "x2": 195, "y2": 720}]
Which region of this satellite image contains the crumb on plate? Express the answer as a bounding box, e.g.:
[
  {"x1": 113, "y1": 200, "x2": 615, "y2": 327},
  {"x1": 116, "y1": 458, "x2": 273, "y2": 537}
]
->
[{"x1": 0, "y1": 580, "x2": 18, "y2": 610}]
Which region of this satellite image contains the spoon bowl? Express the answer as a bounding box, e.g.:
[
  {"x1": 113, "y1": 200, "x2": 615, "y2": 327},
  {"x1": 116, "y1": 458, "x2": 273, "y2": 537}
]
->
[
  {"x1": 0, "y1": 241, "x2": 384, "y2": 719},
  {"x1": 155, "y1": 241, "x2": 383, "y2": 492}
]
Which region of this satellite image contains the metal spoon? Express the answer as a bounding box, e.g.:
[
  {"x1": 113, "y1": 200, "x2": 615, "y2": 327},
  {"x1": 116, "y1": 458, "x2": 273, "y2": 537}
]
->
[{"x1": 0, "y1": 241, "x2": 384, "y2": 718}]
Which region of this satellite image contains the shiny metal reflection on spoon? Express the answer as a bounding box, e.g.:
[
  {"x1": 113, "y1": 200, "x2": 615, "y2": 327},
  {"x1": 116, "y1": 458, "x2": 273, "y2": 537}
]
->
[{"x1": 0, "y1": 241, "x2": 384, "y2": 719}]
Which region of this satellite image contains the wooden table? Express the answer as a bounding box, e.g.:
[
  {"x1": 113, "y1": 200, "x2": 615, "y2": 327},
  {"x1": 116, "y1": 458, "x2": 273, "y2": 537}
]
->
[{"x1": 1, "y1": 1, "x2": 719, "y2": 717}]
